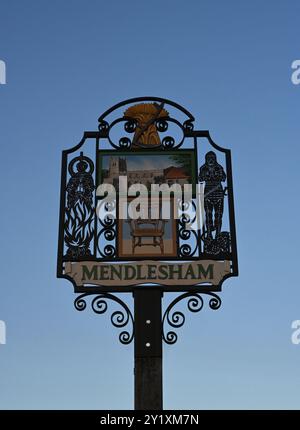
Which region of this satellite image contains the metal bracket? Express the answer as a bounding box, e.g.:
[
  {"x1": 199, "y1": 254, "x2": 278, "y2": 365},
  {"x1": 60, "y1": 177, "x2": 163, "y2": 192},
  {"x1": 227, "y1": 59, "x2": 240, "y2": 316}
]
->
[
  {"x1": 74, "y1": 293, "x2": 134, "y2": 345},
  {"x1": 162, "y1": 292, "x2": 222, "y2": 344}
]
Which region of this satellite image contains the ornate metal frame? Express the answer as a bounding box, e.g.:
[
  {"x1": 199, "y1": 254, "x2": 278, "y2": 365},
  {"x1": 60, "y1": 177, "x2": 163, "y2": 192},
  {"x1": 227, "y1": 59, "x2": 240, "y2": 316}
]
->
[{"x1": 57, "y1": 97, "x2": 238, "y2": 344}]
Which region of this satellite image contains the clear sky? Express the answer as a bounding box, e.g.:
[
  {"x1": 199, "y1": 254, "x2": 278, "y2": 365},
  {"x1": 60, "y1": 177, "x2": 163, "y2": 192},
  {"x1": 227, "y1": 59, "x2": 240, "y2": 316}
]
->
[{"x1": 0, "y1": 0, "x2": 299, "y2": 410}]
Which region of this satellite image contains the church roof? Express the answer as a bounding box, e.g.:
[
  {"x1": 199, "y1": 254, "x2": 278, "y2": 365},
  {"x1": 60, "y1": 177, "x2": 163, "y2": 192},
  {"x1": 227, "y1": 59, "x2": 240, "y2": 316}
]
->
[{"x1": 163, "y1": 166, "x2": 189, "y2": 179}]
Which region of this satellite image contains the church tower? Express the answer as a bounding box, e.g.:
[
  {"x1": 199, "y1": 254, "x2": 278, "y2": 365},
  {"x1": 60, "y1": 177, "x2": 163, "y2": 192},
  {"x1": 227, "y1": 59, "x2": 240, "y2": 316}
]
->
[
  {"x1": 119, "y1": 157, "x2": 127, "y2": 175},
  {"x1": 109, "y1": 156, "x2": 119, "y2": 177}
]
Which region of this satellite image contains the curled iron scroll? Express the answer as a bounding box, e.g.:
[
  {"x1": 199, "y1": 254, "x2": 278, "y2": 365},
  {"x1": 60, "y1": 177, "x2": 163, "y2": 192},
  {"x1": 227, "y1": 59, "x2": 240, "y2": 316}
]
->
[
  {"x1": 162, "y1": 292, "x2": 221, "y2": 344},
  {"x1": 74, "y1": 293, "x2": 134, "y2": 345}
]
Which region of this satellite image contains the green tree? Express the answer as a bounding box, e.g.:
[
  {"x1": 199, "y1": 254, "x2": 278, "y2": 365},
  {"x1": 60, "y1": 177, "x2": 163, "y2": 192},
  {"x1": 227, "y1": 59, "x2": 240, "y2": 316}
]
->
[{"x1": 169, "y1": 154, "x2": 191, "y2": 175}]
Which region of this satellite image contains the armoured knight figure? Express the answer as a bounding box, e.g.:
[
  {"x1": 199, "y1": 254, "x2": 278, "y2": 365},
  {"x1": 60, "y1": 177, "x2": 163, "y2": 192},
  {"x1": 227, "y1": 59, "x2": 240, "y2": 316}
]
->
[{"x1": 199, "y1": 151, "x2": 226, "y2": 239}]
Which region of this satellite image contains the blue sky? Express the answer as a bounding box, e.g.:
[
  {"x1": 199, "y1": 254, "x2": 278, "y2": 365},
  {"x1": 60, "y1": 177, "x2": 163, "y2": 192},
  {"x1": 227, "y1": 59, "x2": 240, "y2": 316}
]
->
[{"x1": 0, "y1": 0, "x2": 299, "y2": 409}]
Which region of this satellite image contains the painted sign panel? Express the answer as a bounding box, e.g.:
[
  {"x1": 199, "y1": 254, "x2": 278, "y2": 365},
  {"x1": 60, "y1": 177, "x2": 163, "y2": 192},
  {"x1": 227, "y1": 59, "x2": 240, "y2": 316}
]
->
[
  {"x1": 65, "y1": 260, "x2": 230, "y2": 287},
  {"x1": 57, "y1": 97, "x2": 238, "y2": 293}
]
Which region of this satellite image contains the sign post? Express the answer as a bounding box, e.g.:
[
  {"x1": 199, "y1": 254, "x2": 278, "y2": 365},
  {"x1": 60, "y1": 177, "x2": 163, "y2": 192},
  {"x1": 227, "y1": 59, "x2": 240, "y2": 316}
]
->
[
  {"x1": 134, "y1": 289, "x2": 162, "y2": 410},
  {"x1": 57, "y1": 97, "x2": 238, "y2": 410}
]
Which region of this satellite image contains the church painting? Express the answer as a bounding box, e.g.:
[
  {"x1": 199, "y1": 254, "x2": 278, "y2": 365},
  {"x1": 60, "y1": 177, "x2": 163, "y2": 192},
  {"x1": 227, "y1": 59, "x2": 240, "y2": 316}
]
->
[{"x1": 98, "y1": 150, "x2": 196, "y2": 193}]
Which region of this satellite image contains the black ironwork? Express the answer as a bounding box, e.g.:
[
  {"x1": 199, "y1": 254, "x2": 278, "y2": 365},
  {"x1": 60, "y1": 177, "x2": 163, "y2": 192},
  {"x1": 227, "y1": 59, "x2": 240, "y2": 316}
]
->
[
  {"x1": 162, "y1": 292, "x2": 222, "y2": 345},
  {"x1": 74, "y1": 293, "x2": 134, "y2": 345},
  {"x1": 96, "y1": 199, "x2": 117, "y2": 259},
  {"x1": 64, "y1": 152, "x2": 95, "y2": 258},
  {"x1": 199, "y1": 151, "x2": 230, "y2": 256},
  {"x1": 58, "y1": 97, "x2": 238, "y2": 410},
  {"x1": 100, "y1": 113, "x2": 190, "y2": 151},
  {"x1": 97, "y1": 97, "x2": 195, "y2": 149},
  {"x1": 57, "y1": 96, "x2": 238, "y2": 293},
  {"x1": 178, "y1": 198, "x2": 199, "y2": 258}
]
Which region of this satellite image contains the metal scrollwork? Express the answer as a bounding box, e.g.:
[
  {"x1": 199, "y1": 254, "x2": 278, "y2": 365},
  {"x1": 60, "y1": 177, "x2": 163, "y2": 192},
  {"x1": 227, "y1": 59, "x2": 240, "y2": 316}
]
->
[
  {"x1": 101, "y1": 102, "x2": 192, "y2": 150},
  {"x1": 183, "y1": 119, "x2": 194, "y2": 132},
  {"x1": 155, "y1": 118, "x2": 168, "y2": 132},
  {"x1": 98, "y1": 119, "x2": 109, "y2": 133},
  {"x1": 158, "y1": 117, "x2": 185, "y2": 149},
  {"x1": 178, "y1": 199, "x2": 199, "y2": 257},
  {"x1": 124, "y1": 117, "x2": 137, "y2": 133},
  {"x1": 74, "y1": 293, "x2": 134, "y2": 345},
  {"x1": 64, "y1": 152, "x2": 95, "y2": 258},
  {"x1": 162, "y1": 292, "x2": 221, "y2": 344},
  {"x1": 105, "y1": 118, "x2": 136, "y2": 150},
  {"x1": 96, "y1": 200, "x2": 117, "y2": 258}
]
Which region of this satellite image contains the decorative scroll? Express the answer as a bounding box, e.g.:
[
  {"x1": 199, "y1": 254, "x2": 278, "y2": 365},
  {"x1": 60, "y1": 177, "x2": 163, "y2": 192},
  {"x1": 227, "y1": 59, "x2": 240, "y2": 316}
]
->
[
  {"x1": 178, "y1": 199, "x2": 199, "y2": 257},
  {"x1": 74, "y1": 291, "x2": 221, "y2": 347},
  {"x1": 162, "y1": 292, "x2": 221, "y2": 344},
  {"x1": 64, "y1": 153, "x2": 95, "y2": 258},
  {"x1": 74, "y1": 293, "x2": 134, "y2": 345},
  {"x1": 96, "y1": 199, "x2": 117, "y2": 258},
  {"x1": 99, "y1": 102, "x2": 192, "y2": 150}
]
